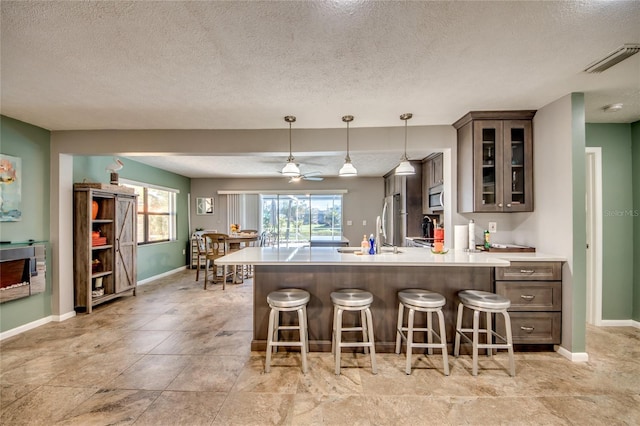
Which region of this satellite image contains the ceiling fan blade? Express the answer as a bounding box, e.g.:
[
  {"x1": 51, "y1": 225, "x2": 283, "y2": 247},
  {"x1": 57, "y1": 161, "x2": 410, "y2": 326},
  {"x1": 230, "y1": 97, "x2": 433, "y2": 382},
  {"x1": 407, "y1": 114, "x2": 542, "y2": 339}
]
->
[
  {"x1": 303, "y1": 171, "x2": 321, "y2": 177},
  {"x1": 304, "y1": 176, "x2": 324, "y2": 181}
]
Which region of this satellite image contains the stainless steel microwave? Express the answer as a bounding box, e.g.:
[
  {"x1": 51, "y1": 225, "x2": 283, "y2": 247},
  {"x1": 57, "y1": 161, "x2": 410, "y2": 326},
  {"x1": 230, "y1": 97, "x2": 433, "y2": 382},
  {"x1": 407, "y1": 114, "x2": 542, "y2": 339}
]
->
[{"x1": 428, "y1": 184, "x2": 444, "y2": 211}]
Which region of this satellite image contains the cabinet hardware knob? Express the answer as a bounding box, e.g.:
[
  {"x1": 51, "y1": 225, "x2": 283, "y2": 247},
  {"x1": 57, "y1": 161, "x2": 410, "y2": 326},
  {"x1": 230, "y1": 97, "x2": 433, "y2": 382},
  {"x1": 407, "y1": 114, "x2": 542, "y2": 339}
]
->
[
  {"x1": 520, "y1": 326, "x2": 535, "y2": 333},
  {"x1": 520, "y1": 294, "x2": 535, "y2": 300},
  {"x1": 507, "y1": 203, "x2": 512, "y2": 208},
  {"x1": 520, "y1": 269, "x2": 535, "y2": 274},
  {"x1": 498, "y1": 203, "x2": 503, "y2": 207}
]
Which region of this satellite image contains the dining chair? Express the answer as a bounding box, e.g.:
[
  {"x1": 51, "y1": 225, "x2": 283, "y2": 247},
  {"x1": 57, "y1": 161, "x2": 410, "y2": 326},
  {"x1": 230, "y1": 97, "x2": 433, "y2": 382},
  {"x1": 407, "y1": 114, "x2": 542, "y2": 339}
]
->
[
  {"x1": 194, "y1": 234, "x2": 207, "y2": 282},
  {"x1": 202, "y1": 233, "x2": 233, "y2": 290}
]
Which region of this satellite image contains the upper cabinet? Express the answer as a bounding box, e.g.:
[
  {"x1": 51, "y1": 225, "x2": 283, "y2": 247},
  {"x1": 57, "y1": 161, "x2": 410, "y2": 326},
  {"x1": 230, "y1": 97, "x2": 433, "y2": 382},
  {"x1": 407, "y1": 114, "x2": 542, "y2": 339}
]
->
[
  {"x1": 454, "y1": 111, "x2": 535, "y2": 213},
  {"x1": 422, "y1": 152, "x2": 444, "y2": 214}
]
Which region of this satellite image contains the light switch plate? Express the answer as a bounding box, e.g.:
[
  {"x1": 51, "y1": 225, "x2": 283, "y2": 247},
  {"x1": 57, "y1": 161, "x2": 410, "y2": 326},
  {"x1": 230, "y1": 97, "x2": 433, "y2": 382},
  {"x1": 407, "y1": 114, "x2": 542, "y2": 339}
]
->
[
  {"x1": 347, "y1": 220, "x2": 353, "y2": 226},
  {"x1": 362, "y1": 220, "x2": 367, "y2": 226},
  {"x1": 488, "y1": 221, "x2": 497, "y2": 233}
]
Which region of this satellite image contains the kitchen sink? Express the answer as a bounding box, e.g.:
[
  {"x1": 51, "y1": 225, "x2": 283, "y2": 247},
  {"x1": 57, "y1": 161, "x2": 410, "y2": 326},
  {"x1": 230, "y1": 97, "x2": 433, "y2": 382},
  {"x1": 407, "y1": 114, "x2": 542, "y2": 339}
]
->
[{"x1": 336, "y1": 247, "x2": 402, "y2": 254}]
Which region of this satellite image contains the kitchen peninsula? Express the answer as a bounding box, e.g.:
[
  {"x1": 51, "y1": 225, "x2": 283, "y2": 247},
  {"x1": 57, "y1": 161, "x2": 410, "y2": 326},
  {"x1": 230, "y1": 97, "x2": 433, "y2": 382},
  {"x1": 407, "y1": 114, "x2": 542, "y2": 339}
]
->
[{"x1": 216, "y1": 247, "x2": 565, "y2": 352}]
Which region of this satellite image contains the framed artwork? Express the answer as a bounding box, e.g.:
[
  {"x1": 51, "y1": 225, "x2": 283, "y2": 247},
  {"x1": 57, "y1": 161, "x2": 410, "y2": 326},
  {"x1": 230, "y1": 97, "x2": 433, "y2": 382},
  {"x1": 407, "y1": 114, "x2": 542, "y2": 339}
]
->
[
  {"x1": 0, "y1": 154, "x2": 22, "y2": 222},
  {"x1": 196, "y1": 197, "x2": 214, "y2": 215}
]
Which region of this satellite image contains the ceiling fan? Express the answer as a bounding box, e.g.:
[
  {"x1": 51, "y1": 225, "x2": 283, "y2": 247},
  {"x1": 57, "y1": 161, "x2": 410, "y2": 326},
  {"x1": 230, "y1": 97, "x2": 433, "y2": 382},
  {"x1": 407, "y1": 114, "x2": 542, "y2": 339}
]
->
[{"x1": 286, "y1": 171, "x2": 324, "y2": 183}]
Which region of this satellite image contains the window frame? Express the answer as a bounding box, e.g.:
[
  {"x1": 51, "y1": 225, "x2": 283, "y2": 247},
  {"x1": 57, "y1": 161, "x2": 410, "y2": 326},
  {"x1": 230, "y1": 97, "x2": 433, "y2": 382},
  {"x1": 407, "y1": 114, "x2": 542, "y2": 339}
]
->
[{"x1": 120, "y1": 179, "x2": 179, "y2": 245}]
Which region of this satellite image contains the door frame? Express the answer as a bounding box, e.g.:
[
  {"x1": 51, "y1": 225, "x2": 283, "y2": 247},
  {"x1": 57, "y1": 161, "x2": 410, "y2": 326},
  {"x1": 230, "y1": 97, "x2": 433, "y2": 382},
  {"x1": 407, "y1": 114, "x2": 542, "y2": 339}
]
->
[{"x1": 585, "y1": 148, "x2": 603, "y2": 325}]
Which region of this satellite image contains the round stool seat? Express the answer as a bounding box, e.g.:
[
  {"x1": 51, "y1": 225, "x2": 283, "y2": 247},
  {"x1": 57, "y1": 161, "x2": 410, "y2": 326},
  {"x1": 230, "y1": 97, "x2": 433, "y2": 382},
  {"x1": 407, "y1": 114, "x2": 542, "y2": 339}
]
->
[
  {"x1": 267, "y1": 288, "x2": 310, "y2": 308},
  {"x1": 331, "y1": 289, "x2": 373, "y2": 307},
  {"x1": 398, "y1": 289, "x2": 446, "y2": 309},
  {"x1": 458, "y1": 290, "x2": 510, "y2": 310}
]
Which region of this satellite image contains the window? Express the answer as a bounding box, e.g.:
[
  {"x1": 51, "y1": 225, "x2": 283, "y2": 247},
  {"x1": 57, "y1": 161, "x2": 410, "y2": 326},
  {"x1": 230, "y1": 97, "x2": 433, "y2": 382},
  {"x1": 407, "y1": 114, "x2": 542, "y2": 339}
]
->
[
  {"x1": 261, "y1": 194, "x2": 342, "y2": 247},
  {"x1": 121, "y1": 180, "x2": 178, "y2": 244}
]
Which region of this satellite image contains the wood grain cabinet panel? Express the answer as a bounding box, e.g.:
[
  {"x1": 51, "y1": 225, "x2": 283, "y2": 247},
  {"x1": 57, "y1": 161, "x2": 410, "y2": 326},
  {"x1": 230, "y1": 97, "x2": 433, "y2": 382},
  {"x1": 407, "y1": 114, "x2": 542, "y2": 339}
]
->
[
  {"x1": 73, "y1": 185, "x2": 137, "y2": 313},
  {"x1": 454, "y1": 111, "x2": 535, "y2": 213},
  {"x1": 494, "y1": 261, "x2": 562, "y2": 345}
]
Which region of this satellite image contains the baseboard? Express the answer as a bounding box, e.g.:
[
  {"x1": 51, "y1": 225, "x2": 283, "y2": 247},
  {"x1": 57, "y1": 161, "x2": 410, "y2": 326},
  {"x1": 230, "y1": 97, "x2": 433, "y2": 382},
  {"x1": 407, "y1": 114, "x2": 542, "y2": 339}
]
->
[
  {"x1": 53, "y1": 310, "x2": 77, "y2": 322},
  {"x1": 137, "y1": 265, "x2": 187, "y2": 285},
  {"x1": 0, "y1": 316, "x2": 53, "y2": 341},
  {"x1": 600, "y1": 319, "x2": 635, "y2": 327},
  {"x1": 555, "y1": 345, "x2": 589, "y2": 362},
  {"x1": 0, "y1": 309, "x2": 78, "y2": 341}
]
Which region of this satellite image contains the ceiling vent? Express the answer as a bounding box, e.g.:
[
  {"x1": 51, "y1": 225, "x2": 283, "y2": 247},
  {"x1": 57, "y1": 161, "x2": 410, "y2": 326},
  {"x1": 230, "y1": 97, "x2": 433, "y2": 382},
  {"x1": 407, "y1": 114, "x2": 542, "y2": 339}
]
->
[{"x1": 584, "y1": 43, "x2": 640, "y2": 73}]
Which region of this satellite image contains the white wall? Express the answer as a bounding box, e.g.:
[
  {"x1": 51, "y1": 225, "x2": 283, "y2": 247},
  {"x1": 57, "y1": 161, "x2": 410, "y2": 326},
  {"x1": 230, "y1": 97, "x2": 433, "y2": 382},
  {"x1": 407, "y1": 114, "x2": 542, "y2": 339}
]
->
[{"x1": 516, "y1": 94, "x2": 579, "y2": 353}]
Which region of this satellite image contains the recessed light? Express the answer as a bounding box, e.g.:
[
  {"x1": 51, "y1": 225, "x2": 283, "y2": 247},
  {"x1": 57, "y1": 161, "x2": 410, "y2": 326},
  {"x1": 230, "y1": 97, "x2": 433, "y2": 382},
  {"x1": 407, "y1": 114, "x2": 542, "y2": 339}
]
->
[{"x1": 603, "y1": 103, "x2": 623, "y2": 113}]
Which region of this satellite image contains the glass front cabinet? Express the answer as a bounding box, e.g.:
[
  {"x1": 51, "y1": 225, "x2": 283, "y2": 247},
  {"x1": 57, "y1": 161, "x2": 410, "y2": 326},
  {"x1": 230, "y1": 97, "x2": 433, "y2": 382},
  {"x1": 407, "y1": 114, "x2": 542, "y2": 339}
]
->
[{"x1": 454, "y1": 111, "x2": 535, "y2": 213}]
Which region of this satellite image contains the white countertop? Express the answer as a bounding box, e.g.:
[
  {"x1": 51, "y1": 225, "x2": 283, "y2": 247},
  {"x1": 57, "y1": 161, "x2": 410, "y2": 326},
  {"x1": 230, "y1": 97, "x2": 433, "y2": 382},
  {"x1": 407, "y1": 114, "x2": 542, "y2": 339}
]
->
[{"x1": 215, "y1": 247, "x2": 566, "y2": 267}]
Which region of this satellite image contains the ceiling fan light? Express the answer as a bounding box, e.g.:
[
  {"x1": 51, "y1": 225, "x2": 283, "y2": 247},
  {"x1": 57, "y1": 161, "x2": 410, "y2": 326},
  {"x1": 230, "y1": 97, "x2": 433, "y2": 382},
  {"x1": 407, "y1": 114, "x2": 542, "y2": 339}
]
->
[
  {"x1": 282, "y1": 160, "x2": 300, "y2": 176},
  {"x1": 339, "y1": 160, "x2": 358, "y2": 176},
  {"x1": 395, "y1": 159, "x2": 415, "y2": 176}
]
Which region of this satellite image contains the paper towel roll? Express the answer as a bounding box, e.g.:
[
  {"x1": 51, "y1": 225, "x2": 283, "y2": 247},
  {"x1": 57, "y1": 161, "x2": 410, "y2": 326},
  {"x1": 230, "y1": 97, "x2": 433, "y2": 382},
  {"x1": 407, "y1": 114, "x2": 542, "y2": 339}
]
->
[
  {"x1": 454, "y1": 225, "x2": 469, "y2": 251},
  {"x1": 468, "y1": 220, "x2": 476, "y2": 250}
]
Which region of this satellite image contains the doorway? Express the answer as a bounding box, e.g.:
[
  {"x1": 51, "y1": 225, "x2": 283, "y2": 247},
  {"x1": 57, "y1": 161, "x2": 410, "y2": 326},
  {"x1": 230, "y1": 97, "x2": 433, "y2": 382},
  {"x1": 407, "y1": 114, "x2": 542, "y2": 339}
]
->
[{"x1": 585, "y1": 148, "x2": 602, "y2": 325}]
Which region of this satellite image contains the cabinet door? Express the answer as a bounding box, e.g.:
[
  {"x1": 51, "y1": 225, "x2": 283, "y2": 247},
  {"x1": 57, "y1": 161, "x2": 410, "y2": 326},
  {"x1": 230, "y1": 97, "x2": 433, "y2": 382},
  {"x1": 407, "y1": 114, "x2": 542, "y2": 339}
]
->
[
  {"x1": 422, "y1": 160, "x2": 431, "y2": 213},
  {"x1": 503, "y1": 120, "x2": 533, "y2": 212},
  {"x1": 115, "y1": 196, "x2": 137, "y2": 293},
  {"x1": 432, "y1": 153, "x2": 443, "y2": 185},
  {"x1": 473, "y1": 121, "x2": 504, "y2": 212}
]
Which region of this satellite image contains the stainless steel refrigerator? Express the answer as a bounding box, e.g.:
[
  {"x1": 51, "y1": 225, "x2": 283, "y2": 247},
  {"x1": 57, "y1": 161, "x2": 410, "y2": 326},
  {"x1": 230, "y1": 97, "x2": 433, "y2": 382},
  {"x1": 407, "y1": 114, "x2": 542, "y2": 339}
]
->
[{"x1": 382, "y1": 194, "x2": 402, "y2": 246}]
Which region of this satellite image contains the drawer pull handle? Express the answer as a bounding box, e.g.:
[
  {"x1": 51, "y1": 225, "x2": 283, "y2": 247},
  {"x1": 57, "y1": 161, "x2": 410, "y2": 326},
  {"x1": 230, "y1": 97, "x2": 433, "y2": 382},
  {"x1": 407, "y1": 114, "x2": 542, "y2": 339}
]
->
[
  {"x1": 520, "y1": 269, "x2": 535, "y2": 274},
  {"x1": 520, "y1": 326, "x2": 535, "y2": 333},
  {"x1": 520, "y1": 295, "x2": 535, "y2": 300}
]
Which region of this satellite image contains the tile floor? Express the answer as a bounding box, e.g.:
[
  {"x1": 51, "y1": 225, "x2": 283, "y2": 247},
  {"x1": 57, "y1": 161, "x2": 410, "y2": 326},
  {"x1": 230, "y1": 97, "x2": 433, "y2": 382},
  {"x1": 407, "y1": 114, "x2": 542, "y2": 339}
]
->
[{"x1": 1, "y1": 269, "x2": 639, "y2": 425}]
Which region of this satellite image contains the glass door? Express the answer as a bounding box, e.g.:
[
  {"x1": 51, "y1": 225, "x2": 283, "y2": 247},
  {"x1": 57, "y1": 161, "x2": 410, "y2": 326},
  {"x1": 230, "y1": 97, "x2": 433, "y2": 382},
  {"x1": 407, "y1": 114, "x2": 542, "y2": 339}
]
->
[
  {"x1": 504, "y1": 120, "x2": 532, "y2": 212},
  {"x1": 474, "y1": 120, "x2": 503, "y2": 212},
  {"x1": 260, "y1": 194, "x2": 343, "y2": 248}
]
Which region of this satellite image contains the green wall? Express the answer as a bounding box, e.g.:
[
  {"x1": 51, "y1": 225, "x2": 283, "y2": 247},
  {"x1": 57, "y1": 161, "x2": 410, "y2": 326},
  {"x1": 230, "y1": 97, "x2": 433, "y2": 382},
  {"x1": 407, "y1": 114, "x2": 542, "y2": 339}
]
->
[
  {"x1": 73, "y1": 156, "x2": 191, "y2": 281},
  {"x1": 0, "y1": 116, "x2": 52, "y2": 332},
  {"x1": 632, "y1": 121, "x2": 640, "y2": 322},
  {"x1": 586, "y1": 123, "x2": 634, "y2": 320}
]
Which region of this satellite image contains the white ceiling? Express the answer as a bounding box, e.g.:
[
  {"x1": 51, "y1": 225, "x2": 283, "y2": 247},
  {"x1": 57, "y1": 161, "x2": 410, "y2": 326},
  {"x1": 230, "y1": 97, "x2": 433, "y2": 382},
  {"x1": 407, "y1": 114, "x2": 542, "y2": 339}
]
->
[{"x1": 2, "y1": 1, "x2": 639, "y2": 178}]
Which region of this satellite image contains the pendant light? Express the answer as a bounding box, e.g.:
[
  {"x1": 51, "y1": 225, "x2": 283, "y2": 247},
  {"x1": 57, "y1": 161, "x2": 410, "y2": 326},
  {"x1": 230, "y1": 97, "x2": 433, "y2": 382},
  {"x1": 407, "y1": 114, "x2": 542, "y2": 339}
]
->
[
  {"x1": 395, "y1": 112, "x2": 415, "y2": 175},
  {"x1": 281, "y1": 115, "x2": 301, "y2": 176},
  {"x1": 339, "y1": 115, "x2": 357, "y2": 177}
]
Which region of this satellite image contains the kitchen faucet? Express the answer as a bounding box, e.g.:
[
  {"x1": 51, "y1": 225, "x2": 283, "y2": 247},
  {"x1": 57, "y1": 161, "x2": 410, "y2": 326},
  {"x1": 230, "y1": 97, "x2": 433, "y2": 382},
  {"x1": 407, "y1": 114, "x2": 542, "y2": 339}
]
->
[{"x1": 375, "y1": 215, "x2": 382, "y2": 254}]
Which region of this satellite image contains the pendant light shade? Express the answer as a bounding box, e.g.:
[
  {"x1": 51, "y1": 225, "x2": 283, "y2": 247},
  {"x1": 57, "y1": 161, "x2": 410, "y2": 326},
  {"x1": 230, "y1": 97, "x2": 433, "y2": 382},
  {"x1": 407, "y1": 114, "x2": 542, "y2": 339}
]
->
[
  {"x1": 339, "y1": 115, "x2": 357, "y2": 177},
  {"x1": 395, "y1": 112, "x2": 415, "y2": 176},
  {"x1": 282, "y1": 115, "x2": 300, "y2": 177}
]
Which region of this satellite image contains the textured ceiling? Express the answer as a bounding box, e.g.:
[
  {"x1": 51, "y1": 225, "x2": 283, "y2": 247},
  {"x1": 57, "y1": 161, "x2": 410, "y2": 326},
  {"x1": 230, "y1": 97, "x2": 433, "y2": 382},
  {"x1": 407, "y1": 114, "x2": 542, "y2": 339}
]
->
[{"x1": 1, "y1": 1, "x2": 639, "y2": 177}]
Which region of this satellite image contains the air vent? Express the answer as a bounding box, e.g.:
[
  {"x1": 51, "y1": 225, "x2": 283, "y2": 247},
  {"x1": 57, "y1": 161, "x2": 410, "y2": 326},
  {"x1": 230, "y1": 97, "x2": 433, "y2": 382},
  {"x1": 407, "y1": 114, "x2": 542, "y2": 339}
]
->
[{"x1": 584, "y1": 43, "x2": 640, "y2": 73}]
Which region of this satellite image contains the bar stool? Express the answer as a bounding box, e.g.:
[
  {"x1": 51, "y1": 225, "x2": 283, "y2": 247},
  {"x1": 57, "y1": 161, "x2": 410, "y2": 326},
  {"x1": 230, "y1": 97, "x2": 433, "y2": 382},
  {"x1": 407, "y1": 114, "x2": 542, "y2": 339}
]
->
[
  {"x1": 265, "y1": 288, "x2": 310, "y2": 374},
  {"x1": 331, "y1": 289, "x2": 377, "y2": 375},
  {"x1": 395, "y1": 289, "x2": 449, "y2": 375},
  {"x1": 453, "y1": 290, "x2": 515, "y2": 376}
]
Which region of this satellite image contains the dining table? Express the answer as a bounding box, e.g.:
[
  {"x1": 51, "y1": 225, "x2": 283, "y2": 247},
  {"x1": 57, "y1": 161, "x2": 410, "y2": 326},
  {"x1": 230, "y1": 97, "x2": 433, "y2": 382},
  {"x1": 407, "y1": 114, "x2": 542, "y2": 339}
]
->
[{"x1": 225, "y1": 233, "x2": 259, "y2": 282}]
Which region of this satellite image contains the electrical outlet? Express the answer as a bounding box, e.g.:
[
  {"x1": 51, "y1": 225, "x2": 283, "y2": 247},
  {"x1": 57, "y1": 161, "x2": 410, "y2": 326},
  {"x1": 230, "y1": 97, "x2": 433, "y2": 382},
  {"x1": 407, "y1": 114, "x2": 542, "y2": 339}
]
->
[
  {"x1": 362, "y1": 220, "x2": 367, "y2": 226},
  {"x1": 488, "y1": 221, "x2": 497, "y2": 233},
  {"x1": 182, "y1": 249, "x2": 186, "y2": 255},
  {"x1": 347, "y1": 220, "x2": 353, "y2": 226}
]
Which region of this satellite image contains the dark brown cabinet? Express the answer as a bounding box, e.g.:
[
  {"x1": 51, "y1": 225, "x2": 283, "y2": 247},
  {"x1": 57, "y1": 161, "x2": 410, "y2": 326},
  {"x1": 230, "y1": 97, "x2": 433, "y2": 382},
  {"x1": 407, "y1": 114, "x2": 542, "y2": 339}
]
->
[
  {"x1": 454, "y1": 111, "x2": 535, "y2": 213},
  {"x1": 73, "y1": 184, "x2": 137, "y2": 312},
  {"x1": 422, "y1": 153, "x2": 443, "y2": 214},
  {"x1": 494, "y1": 262, "x2": 562, "y2": 345}
]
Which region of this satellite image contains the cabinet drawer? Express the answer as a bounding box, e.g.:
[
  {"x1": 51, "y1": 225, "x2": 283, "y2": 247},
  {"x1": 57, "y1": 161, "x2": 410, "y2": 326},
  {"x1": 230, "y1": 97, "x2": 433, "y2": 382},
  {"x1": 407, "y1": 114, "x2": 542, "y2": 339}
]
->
[
  {"x1": 495, "y1": 262, "x2": 561, "y2": 281},
  {"x1": 495, "y1": 281, "x2": 561, "y2": 311},
  {"x1": 496, "y1": 312, "x2": 561, "y2": 345}
]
